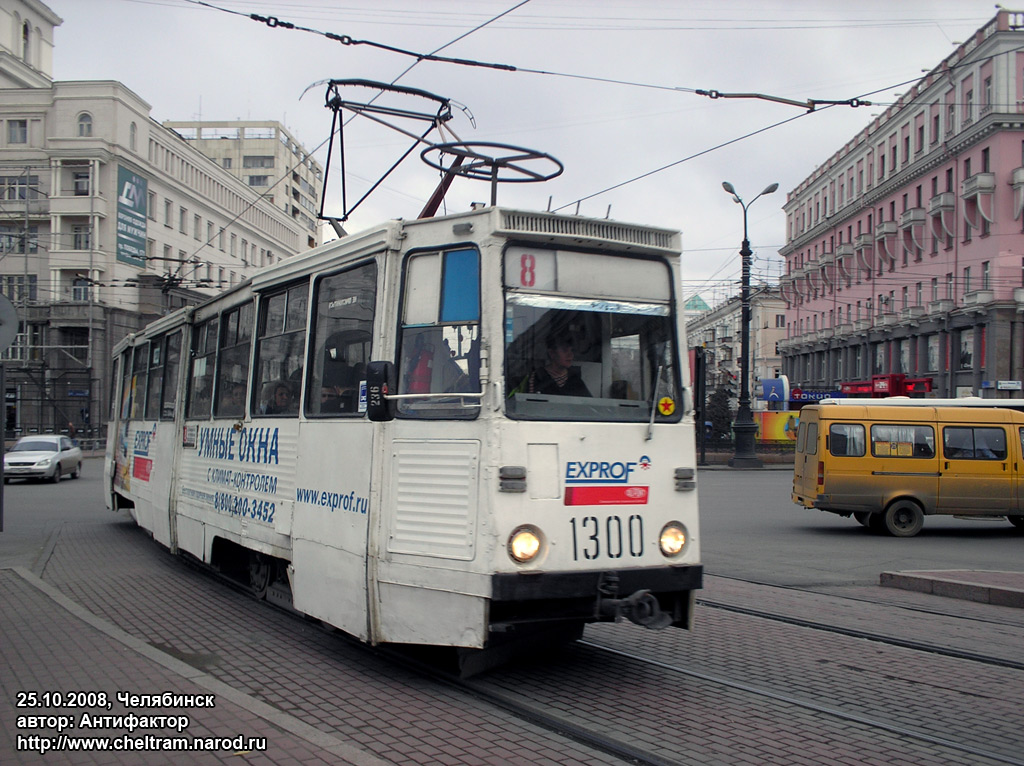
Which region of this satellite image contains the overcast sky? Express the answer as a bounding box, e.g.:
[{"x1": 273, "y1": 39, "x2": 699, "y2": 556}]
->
[{"x1": 48, "y1": 0, "x2": 1005, "y2": 306}]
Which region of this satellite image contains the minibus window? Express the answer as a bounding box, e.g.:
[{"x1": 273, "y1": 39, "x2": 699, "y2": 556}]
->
[
  {"x1": 828, "y1": 423, "x2": 865, "y2": 456},
  {"x1": 805, "y1": 423, "x2": 818, "y2": 455},
  {"x1": 943, "y1": 426, "x2": 1006, "y2": 460},
  {"x1": 795, "y1": 421, "x2": 807, "y2": 453},
  {"x1": 871, "y1": 424, "x2": 934, "y2": 458}
]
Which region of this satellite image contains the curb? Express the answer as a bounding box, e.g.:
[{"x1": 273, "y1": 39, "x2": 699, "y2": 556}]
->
[{"x1": 879, "y1": 570, "x2": 1024, "y2": 608}]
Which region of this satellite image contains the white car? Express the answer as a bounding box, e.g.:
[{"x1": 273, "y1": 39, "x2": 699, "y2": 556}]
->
[{"x1": 4, "y1": 435, "x2": 83, "y2": 483}]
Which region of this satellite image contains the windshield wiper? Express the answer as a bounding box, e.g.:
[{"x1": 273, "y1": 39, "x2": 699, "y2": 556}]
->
[{"x1": 646, "y1": 364, "x2": 664, "y2": 441}]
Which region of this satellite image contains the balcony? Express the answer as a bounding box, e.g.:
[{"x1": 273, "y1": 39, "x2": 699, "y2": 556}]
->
[
  {"x1": 47, "y1": 302, "x2": 106, "y2": 328},
  {"x1": 48, "y1": 194, "x2": 109, "y2": 219},
  {"x1": 879, "y1": 312, "x2": 899, "y2": 326},
  {"x1": 874, "y1": 220, "x2": 898, "y2": 239},
  {"x1": 928, "y1": 192, "x2": 956, "y2": 214},
  {"x1": 961, "y1": 172, "x2": 995, "y2": 197},
  {"x1": 900, "y1": 305, "x2": 925, "y2": 320},
  {"x1": 963, "y1": 289, "x2": 994, "y2": 306},
  {"x1": 853, "y1": 319, "x2": 872, "y2": 331},
  {"x1": 900, "y1": 207, "x2": 926, "y2": 228},
  {"x1": 928, "y1": 299, "x2": 955, "y2": 314}
]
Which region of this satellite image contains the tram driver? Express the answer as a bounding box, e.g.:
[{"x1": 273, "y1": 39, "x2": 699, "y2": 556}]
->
[{"x1": 521, "y1": 332, "x2": 592, "y2": 397}]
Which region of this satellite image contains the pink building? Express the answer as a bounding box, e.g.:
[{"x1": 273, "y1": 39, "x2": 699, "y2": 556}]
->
[{"x1": 780, "y1": 9, "x2": 1024, "y2": 399}]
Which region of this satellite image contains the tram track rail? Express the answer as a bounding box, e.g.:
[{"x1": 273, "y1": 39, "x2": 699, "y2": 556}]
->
[
  {"x1": 181, "y1": 552, "x2": 1022, "y2": 766},
  {"x1": 573, "y1": 639, "x2": 1024, "y2": 766},
  {"x1": 697, "y1": 597, "x2": 1024, "y2": 672}
]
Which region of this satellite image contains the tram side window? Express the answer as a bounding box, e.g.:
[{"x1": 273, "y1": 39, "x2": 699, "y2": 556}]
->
[
  {"x1": 130, "y1": 342, "x2": 149, "y2": 419},
  {"x1": 160, "y1": 331, "x2": 182, "y2": 420},
  {"x1": 144, "y1": 338, "x2": 164, "y2": 420},
  {"x1": 828, "y1": 423, "x2": 865, "y2": 456},
  {"x1": 943, "y1": 426, "x2": 1006, "y2": 460},
  {"x1": 119, "y1": 349, "x2": 134, "y2": 420},
  {"x1": 871, "y1": 424, "x2": 935, "y2": 458},
  {"x1": 187, "y1": 318, "x2": 218, "y2": 419},
  {"x1": 215, "y1": 302, "x2": 254, "y2": 418},
  {"x1": 109, "y1": 355, "x2": 120, "y2": 423},
  {"x1": 255, "y1": 282, "x2": 307, "y2": 416},
  {"x1": 307, "y1": 262, "x2": 376, "y2": 417},
  {"x1": 397, "y1": 248, "x2": 481, "y2": 420}
]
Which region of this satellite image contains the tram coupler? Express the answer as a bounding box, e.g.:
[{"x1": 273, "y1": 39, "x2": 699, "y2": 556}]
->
[{"x1": 597, "y1": 573, "x2": 672, "y2": 629}]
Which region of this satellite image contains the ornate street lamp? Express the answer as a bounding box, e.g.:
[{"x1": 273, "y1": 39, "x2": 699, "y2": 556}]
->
[{"x1": 722, "y1": 181, "x2": 778, "y2": 468}]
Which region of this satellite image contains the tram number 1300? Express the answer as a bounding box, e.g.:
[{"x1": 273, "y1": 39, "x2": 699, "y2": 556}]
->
[{"x1": 570, "y1": 515, "x2": 644, "y2": 561}]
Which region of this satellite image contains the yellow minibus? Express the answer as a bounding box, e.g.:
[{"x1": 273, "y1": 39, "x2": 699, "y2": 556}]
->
[{"x1": 792, "y1": 403, "x2": 1024, "y2": 536}]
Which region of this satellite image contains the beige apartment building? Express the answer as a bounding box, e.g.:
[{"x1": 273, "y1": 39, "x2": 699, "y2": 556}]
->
[{"x1": 0, "y1": 0, "x2": 320, "y2": 444}]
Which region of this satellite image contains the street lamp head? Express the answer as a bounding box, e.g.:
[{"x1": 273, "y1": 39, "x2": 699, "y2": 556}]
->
[
  {"x1": 761, "y1": 182, "x2": 779, "y2": 195},
  {"x1": 721, "y1": 181, "x2": 736, "y2": 195}
]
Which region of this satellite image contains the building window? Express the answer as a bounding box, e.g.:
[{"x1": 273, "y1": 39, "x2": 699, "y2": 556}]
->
[
  {"x1": 179, "y1": 206, "x2": 187, "y2": 234},
  {"x1": 77, "y1": 114, "x2": 93, "y2": 137},
  {"x1": 164, "y1": 199, "x2": 172, "y2": 227},
  {"x1": 223, "y1": 157, "x2": 232, "y2": 169},
  {"x1": 248, "y1": 175, "x2": 269, "y2": 187},
  {"x1": 72, "y1": 224, "x2": 91, "y2": 250},
  {"x1": 243, "y1": 156, "x2": 275, "y2": 169},
  {"x1": 72, "y1": 171, "x2": 90, "y2": 196},
  {"x1": 8, "y1": 120, "x2": 27, "y2": 144},
  {"x1": 72, "y1": 277, "x2": 90, "y2": 302},
  {"x1": 982, "y1": 261, "x2": 990, "y2": 290},
  {"x1": 130, "y1": 122, "x2": 138, "y2": 152},
  {"x1": 2, "y1": 274, "x2": 38, "y2": 302},
  {"x1": 193, "y1": 214, "x2": 201, "y2": 240}
]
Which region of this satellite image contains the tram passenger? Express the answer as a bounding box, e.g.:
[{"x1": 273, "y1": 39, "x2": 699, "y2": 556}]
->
[
  {"x1": 263, "y1": 381, "x2": 296, "y2": 415},
  {"x1": 523, "y1": 332, "x2": 592, "y2": 397}
]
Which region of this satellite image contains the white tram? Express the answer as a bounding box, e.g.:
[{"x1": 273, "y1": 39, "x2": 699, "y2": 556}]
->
[{"x1": 105, "y1": 206, "x2": 702, "y2": 660}]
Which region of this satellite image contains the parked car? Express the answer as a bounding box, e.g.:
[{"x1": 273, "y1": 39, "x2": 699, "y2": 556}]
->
[{"x1": 4, "y1": 435, "x2": 83, "y2": 483}]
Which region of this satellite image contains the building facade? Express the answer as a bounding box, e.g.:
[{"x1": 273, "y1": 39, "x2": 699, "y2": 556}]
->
[
  {"x1": 162, "y1": 121, "x2": 324, "y2": 250},
  {"x1": 686, "y1": 287, "x2": 787, "y2": 408},
  {"x1": 780, "y1": 9, "x2": 1024, "y2": 400},
  {"x1": 0, "y1": 0, "x2": 319, "y2": 445}
]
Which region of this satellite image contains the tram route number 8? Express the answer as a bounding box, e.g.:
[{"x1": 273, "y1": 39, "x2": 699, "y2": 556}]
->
[
  {"x1": 570, "y1": 515, "x2": 644, "y2": 561},
  {"x1": 520, "y1": 252, "x2": 536, "y2": 287}
]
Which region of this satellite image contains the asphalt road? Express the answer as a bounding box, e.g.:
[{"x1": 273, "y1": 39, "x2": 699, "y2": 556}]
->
[{"x1": 697, "y1": 467, "x2": 1024, "y2": 589}]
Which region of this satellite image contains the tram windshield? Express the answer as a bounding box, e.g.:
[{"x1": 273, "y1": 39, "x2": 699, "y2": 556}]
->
[{"x1": 503, "y1": 249, "x2": 681, "y2": 422}]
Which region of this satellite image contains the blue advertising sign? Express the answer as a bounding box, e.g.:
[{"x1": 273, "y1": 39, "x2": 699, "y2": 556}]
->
[
  {"x1": 116, "y1": 166, "x2": 147, "y2": 267},
  {"x1": 761, "y1": 376, "x2": 789, "y2": 402}
]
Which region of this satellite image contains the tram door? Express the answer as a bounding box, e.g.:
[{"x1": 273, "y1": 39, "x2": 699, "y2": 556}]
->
[
  {"x1": 290, "y1": 263, "x2": 379, "y2": 642},
  {"x1": 372, "y1": 247, "x2": 485, "y2": 646}
]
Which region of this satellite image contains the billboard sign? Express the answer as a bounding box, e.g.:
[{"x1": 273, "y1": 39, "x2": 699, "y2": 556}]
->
[{"x1": 116, "y1": 166, "x2": 147, "y2": 267}]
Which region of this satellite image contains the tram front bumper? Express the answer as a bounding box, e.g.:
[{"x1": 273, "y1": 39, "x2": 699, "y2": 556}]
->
[{"x1": 488, "y1": 565, "x2": 702, "y2": 632}]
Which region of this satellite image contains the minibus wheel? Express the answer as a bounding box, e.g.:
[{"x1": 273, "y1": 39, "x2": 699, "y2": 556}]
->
[{"x1": 883, "y1": 500, "x2": 924, "y2": 537}]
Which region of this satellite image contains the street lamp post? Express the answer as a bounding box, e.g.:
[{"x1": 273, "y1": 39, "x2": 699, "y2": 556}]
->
[{"x1": 722, "y1": 181, "x2": 778, "y2": 468}]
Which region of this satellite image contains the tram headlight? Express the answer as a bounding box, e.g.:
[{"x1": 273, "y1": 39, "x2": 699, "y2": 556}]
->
[
  {"x1": 508, "y1": 525, "x2": 543, "y2": 563},
  {"x1": 659, "y1": 522, "x2": 687, "y2": 557}
]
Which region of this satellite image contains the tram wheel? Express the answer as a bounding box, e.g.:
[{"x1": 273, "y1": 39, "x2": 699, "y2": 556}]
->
[
  {"x1": 248, "y1": 553, "x2": 273, "y2": 599},
  {"x1": 883, "y1": 500, "x2": 924, "y2": 537},
  {"x1": 1008, "y1": 515, "x2": 1024, "y2": 530},
  {"x1": 853, "y1": 511, "x2": 872, "y2": 527}
]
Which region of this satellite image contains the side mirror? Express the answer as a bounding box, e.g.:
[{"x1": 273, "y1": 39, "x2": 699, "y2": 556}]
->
[{"x1": 365, "y1": 361, "x2": 397, "y2": 422}]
